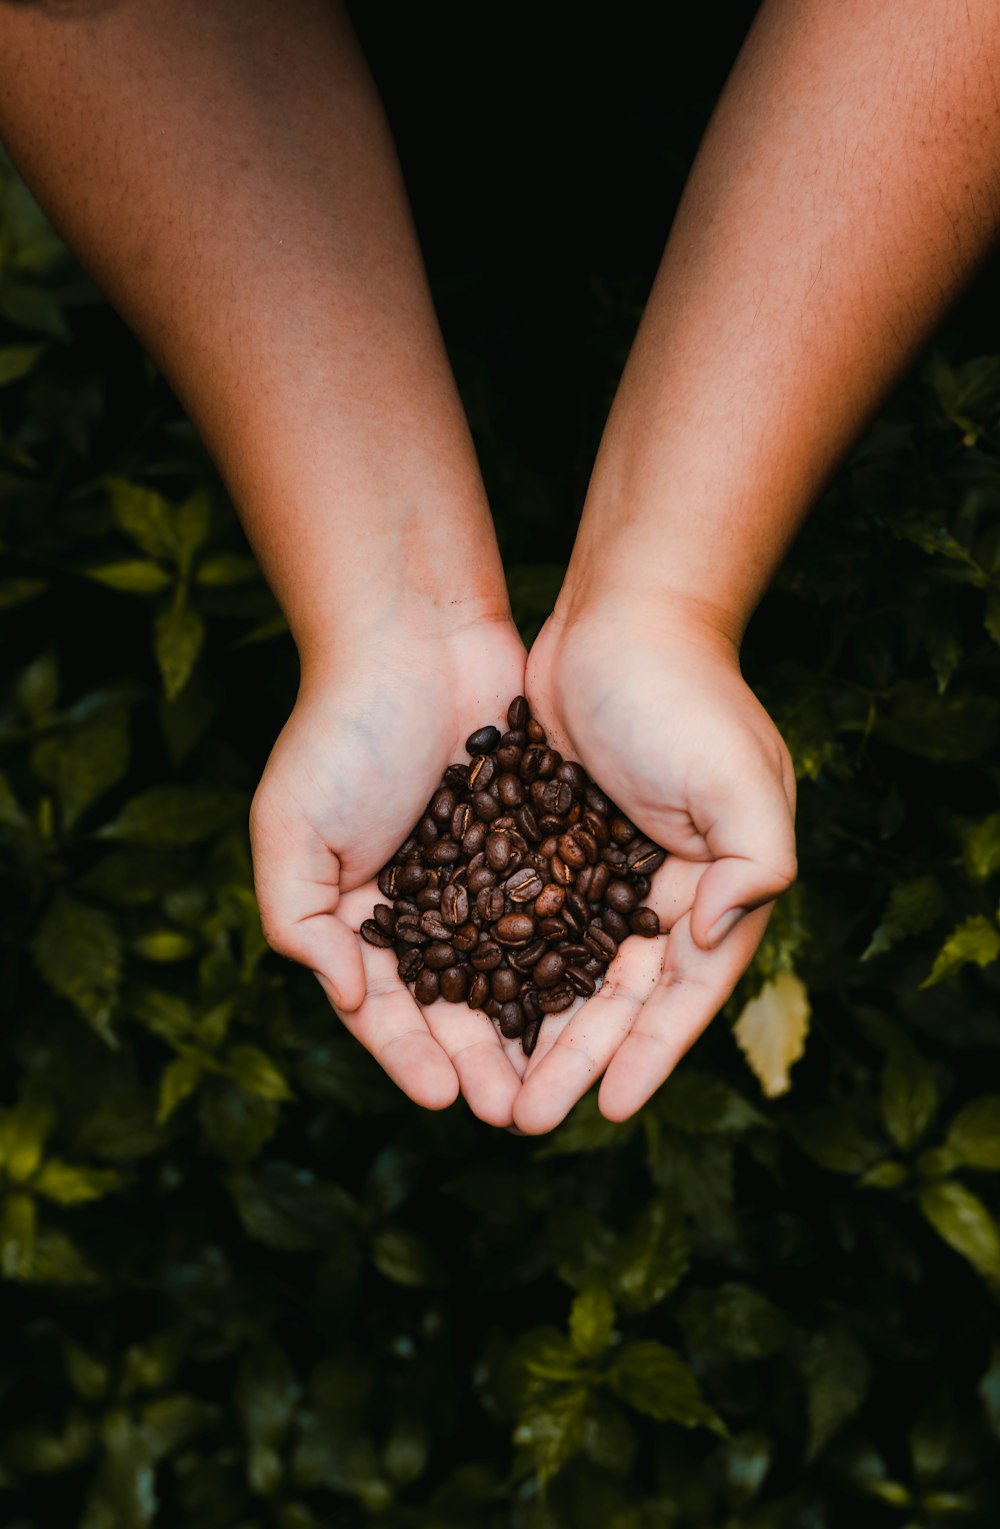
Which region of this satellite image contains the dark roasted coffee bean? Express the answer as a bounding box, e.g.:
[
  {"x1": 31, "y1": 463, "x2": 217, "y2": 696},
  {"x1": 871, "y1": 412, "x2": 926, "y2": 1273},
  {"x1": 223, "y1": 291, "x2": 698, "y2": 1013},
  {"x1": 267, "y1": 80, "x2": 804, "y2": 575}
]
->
[
  {"x1": 508, "y1": 695, "x2": 529, "y2": 730},
  {"x1": 610, "y1": 813, "x2": 637, "y2": 844},
  {"x1": 498, "y1": 1000, "x2": 525, "y2": 1038},
  {"x1": 575, "y1": 829, "x2": 599, "y2": 863},
  {"x1": 630, "y1": 907, "x2": 661, "y2": 937},
  {"x1": 567, "y1": 966, "x2": 597, "y2": 997},
  {"x1": 575, "y1": 864, "x2": 594, "y2": 900},
  {"x1": 426, "y1": 839, "x2": 461, "y2": 867},
  {"x1": 468, "y1": 754, "x2": 496, "y2": 789},
  {"x1": 431, "y1": 787, "x2": 457, "y2": 823},
  {"x1": 468, "y1": 864, "x2": 498, "y2": 895},
  {"x1": 420, "y1": 911, "x2": 451, "y2": 941},
  {"x1": 417, "y1": 814, "x2": 440, "y2": 847},
  {"x1": 472, "y1": 790, "x2": 502, "y2": 823},
  {"x1": 539, "y1": 834, "x2": 559, "y2": 859},
  {"x1": 554, "y1": 760, "x2": 588, "y2": 791},
  {"x1": 440, "y1": 882, "x2": 470, "y2": 926},
  {"x1": 397, "y1": 949, "x2": 424, "y2": 981},
  {"x1": 373, "y1": 904, "x2": 395, "y2": 935},
  {"x1": 539, "y1": 916, "x2": 568, "y2": 941},
  {"x1": 451, "y1": 802, "x2": 473, "y2": 840},
  {"x1": 484, "y1": 997, "x2": 503, "y2": 1019},
  {"x1": 361, "y1": 919, "x2": 393, "y2": 948},
  {"x1": 602, "y1": 907, "x2": 630, "y2": 944},
  {"x1": 522, "y1": 986, "x2": 542, "y2": 1021},
  {"x1": 536, "y1": 747, "x2": 561, "y2": 778},
  {"x1": 540, "y1": 985, "x2": 574, "y2": 1015},
  {"x1": 415, "y1": 887, "x2": 442, "y2": 911},
  {"x1": 560, "y1": 943, "x2": 591, "y2": 964},
  {"x1": 452, "y1": 921, "x2": 479, "y2": 952},
  {"x1": 377, "y1": 865, "x2": 399, "y2": 898},
  {"x1": 443, "y1": 764, "x2": 468, "y2": 790},
  {"x1": 398, "y1": 836, "x2": 418, "y2": 858},
  {"x1": 491, "y1": 813, "x2": 517, "y2": 833},
  {"x1": 515, "y1": 804, "x2": 541, "y2": 842},
  {"x1": 521, "y1": 1014, "x2": 543, "y2": 1056},
  {"x1": 501, "y1": 728, "x2": 527, "y2": 747},
  {"x1": 495, "y1": 911, "x2": 535, "y2": 945},
  {"x1": 550, "y1": 855, "x2": 573, "y2": 887},
  {"x1": 585, "y1": 784, "x2": 612, "y2": 815},
  {"x1": 471, "y1": 940, "x2": 503, "y2": 971},
  {"x1": 534, "y1": 950, "x2": 567, "y2": 989},
  {"x1": 492, "y1": 967, "x2": 522, "y2": 1003},
  {"x1": 632, "y1": 875, "x2": 652, "y2": 900},
  {"x1": 584, "y1": 809, "x2": 611, "y2": 846},
  {"x1": 527, "y1": 718, "x2": 546, "y2": 742},
  {"x1": 586, "y1": 863, "x2": 611, "y2": 904},
  {"x1": 542, "y1": 780, "x2": 573, "y2": 815},
  {"x1": 538, "y1": 814, "x2": 568, "y2": 835},
  {"x1": 564, "y1": 892, "x2": 590, "y2": 929},
  {"x1": 600, "y1": 846, "x2": 629, "y2": 869},
  {"x1": 605, "y1": 880, "x2": 639, "y2": 914},
  {"x1": 497, "y1": 772, "x2": 525, "y2": 808},
  {"x1": 466, "y1": 725, "x2": 502, "y2": 755},
  {"x1": 476, "y1": 886, "x2": 506, "y2": 922},
  {"x1": 558, "y1": 832, "x2": 588, "y2": 869},
  {"x1": 519, "y1": 745, "x2": 545, "y2": 784},
  {"x1": 414, "y1": 969, "x2": 440, "y2": 1005},
  {"x1": 468, "y1": 971, "x2": 490, "y2": 1009},
  {"x1": 496, "y1": 743, "x2": 523, "y2": 772},
  {"x1": 584, "y1": 925, "x2": 618, "y2": 963},
  {"x1": 505, "y1": 866, "x2": 544, "y2": 902},
  {"x1": 525, "y1": 850, "x2": 552, "y2": 876},
  {"x1": 584, "y1": 957, "x2": 605, "y2": 978},
  {"x1": 424, "y1": 941, "x2": 457, "y2": 970},
  {"x1": 394, "y1": 899, "x2": 420, "y2": 921},
  {"x1": 462, "y1": 819, "x2": 487, "y2": 856},
  {"x1": 627, "y1": 843, "x2": 667, "y2": 873},
  {"x1": 534, "y1": 884, "x2": 565, "y2": 918},
  {"x1": 510, "y1": 938, "x2": 545, "y2": 972},
  {"x1": 486, "y1": 830, "x2": 513, "y2": 871},
  {"x1": 395, "y1": 918, "x2": 429, "y2": 946},
  {"x1": 397, "y1": 862, "x2": 429, "y2": 893},
  {"x1": 440, "y1": 965, "x2": 470, "y2": 1003}
]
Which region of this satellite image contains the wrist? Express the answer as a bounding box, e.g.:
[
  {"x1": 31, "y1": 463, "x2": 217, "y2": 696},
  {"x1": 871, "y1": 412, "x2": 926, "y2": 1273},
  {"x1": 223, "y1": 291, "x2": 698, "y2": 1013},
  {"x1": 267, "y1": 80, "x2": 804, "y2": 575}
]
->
[{"x1": 551, "y1": 576, "x2": 743, "y2": 664}]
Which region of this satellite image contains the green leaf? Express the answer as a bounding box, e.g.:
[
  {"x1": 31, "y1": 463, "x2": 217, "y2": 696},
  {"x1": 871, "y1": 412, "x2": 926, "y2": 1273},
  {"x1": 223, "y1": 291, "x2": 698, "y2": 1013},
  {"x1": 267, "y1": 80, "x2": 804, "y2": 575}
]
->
[
  {"x1": 16, "y1": 647, "x2": 58, "y2": 721},
  {"x1": 32, "y1": 1159, "x2": 125, "y2": 1205},
  {"x1": 83, "y1": 561, "x2": 172, "y2": 593},
  {"x1": 920, "y1": 914, "x2": 1000, "y2": 988},
  {"x1": 789, "y1": 1106, "x2": 884, "y2": 1175},
  {"x1": 32, "y1": 893, "x2": 122, "y2": 1046},
  {"x1": 225, "y1": 1044, "x2": 294, "y2": 1103},
  {"x1": 537, "y1": 1087, "x2": 639, "y2": 1156},
  {"x1": 657, "y1": 1068, "x2": 767, "y2": 1133},
  {"x1": 919, "y1": 1178, "x2": 1000, "y2": 1288},
  {"x1": 31, "y1": 702, "x2": 130, "y2": 830},
  {"x1": 942, "y1": 1094, "x2": 1000, "y2": 1171},
  {"x1": 195, "y1": 552, "x2": 260, "y2": 586},
  {"x1": 3, "y1": 1409, "x2": 97, "y2": 1473},
  {"x1": 963, "y1": 814, "x2": 1000, "y2": 883},
  {"x1": 569, "y1": 1286, "x2": 616, "y2": 1360},
  {"x1": 98, "y1": 786, "x2": 243, "y2": 847},
  {"x1": 372, "y1": 1227, "x2": 436, "y2": 1287},
  {"x1": 382, "y1": 1417, "x2": 429, "y2": 1487},
  {"x1": 881, "y1": 1041, "x2": 939, "y2": 1152},
  {"x1": 237, "y1": 1342, "x2": 299, "y2": 1497},
  {"x1": 0, "y1": 1094, "x2": 54, "y2": 1182},
  {"x1": 156, "y1": 1054, "x2": 204, "y2": 1125},
  {"x1": 106, "y1": 477, "x2": 177, "y2": 561},
  {"x1": 0, "y1": 341, "x2": 45, "y2": 385},
  {"x1": 64, "y1": 1339, "x2": 111, "y2": 1401},
  {"x1": 733, "y1": 972, "x2": 810, "y2": 1098},
  {"x1": 609, "y1": 1198, "x2": 691, "y2": 1314},
  {"x1": 174, "y1": 488, "x2": 213, "y2": 575},
  {"x1": 0, "y1": 1192, "x2": 37, "y2": 1279},
  {"x1": 801, "y1": 1326, "x2": 870, "y2": 1459},
  {"x1": 199, "y1": 1077, "x2": 279, "y2": 1164},
  {"x1": 154, "y1": 594, "x2": 204, "y2": 701},
  {"x1": 608, "y1": 1341, "x2": 724, "y2": 1432},
  {"x1": 0, "y1": 575, "x2": 46, "y2": 610},
  {"x1": 513, "y1": 1385, "x2": 589, "y2": 1486},
  {"x1": 861, "y1": 876, "x2": 946, "y2": 960},
  {"x1": 229, "y1": 1162, "x2": 359, "y2": 1252},
  {"x1": 131, "y1": 929, "x2": 197, "y2": 962},
  {"x1": 876, "y1": 685, "x2": 1000, "y2": 763},
  {"x1": 681, "y1": 1283, "x2": 788, "y2": 1363},
  {"x1": 17, "y1": 1227, "x2": 98, "y2": 1285}
]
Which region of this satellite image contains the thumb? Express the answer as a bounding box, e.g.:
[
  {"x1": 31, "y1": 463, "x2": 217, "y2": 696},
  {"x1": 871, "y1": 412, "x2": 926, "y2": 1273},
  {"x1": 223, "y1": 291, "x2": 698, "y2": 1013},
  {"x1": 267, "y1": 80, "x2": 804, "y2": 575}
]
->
[{"x1": 687, "y1": 764, "x2": 797, "y2": 951}]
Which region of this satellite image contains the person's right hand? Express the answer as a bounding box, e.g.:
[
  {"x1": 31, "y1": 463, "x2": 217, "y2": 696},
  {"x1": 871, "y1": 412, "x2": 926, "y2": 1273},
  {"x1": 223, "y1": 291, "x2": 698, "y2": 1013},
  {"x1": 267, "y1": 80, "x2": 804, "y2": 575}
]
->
[{"x1": 249, "y1": 615, "x2": 530, "y2": 1129}]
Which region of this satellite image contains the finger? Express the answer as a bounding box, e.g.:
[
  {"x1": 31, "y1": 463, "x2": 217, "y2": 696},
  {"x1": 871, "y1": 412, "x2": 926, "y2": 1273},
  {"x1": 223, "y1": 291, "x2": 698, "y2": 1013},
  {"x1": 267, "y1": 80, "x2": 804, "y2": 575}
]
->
[
  {"x1": 251, "y1": 814, "x2": 366, "y2": 1010},
  {"x1": 598, "y1": 903, "x2": 773, "y2": 1122},
  {"x1": 420, "y1": 997, "x2": 525, "y2": 1129},
  {"x1": 512, "y1": 934, "x2": 665, "y2": 1134},
  {"x1": 326, "y1": 942, "x2": 460, "y2": 1111},
  {"x1": 687, "y1": 760, "x2": 796, "y2": 951}
]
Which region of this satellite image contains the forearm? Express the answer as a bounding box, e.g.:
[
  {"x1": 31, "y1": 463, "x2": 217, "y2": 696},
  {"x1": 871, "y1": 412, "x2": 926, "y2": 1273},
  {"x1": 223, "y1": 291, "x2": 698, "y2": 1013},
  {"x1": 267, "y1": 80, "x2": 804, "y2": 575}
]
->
[
  {"x1": 563, "y1": 0, "x2": 1000, "y2": 645},
  {"x1": 0, "y1": 0, "x2": 507, "y2": 669}
]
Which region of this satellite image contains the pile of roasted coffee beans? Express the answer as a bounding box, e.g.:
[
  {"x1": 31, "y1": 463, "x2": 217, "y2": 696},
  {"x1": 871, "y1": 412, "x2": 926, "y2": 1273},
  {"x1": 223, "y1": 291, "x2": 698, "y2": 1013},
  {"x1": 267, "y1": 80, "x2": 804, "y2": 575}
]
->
[{"x1": 360, "y1": 697, "x2": 665, "y2": 1055}]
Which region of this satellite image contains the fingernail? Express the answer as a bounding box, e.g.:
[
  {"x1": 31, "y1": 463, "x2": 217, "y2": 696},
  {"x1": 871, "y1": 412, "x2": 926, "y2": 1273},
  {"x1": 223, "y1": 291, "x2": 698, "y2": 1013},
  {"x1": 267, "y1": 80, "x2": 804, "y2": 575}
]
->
[{"x1": 707, "y1": 907, "x2": 747, "y2": 948}]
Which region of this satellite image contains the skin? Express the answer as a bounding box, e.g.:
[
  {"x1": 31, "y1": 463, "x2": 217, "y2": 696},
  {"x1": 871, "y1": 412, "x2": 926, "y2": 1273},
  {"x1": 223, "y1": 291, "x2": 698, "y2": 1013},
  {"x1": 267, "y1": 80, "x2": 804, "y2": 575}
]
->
[{"x1": 2, "y1": 0, "x2": 999, "y2": 1131}]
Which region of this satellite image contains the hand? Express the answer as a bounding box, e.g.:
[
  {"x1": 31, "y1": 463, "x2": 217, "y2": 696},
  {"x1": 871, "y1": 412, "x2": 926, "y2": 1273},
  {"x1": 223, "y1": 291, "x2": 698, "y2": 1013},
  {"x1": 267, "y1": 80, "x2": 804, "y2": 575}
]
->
[
  {"x1": 513, "y1": 605, "x2": 797, "y2": 1132},
  {"x1": 250, "y1": 616, "x2": 531, "y2": 1128}
]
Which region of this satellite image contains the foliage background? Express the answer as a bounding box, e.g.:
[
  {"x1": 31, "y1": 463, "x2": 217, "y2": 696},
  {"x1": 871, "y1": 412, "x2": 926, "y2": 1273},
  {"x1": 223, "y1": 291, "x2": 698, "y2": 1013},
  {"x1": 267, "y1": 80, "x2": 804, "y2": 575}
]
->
[{"x1": 2, "y1": 6, "x2": 1000, "y2": 1524}]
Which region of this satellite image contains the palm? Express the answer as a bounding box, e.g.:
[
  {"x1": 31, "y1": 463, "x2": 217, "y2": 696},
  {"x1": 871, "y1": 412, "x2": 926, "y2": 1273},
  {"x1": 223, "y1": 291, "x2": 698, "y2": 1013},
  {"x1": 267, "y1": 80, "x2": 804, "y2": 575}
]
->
[
  {"x1": 513, "y1": 611, "x2": 796, "y2": 1131},
  {"x1": 251, "y1": 620, "x2": 531, "y2": 1126}
]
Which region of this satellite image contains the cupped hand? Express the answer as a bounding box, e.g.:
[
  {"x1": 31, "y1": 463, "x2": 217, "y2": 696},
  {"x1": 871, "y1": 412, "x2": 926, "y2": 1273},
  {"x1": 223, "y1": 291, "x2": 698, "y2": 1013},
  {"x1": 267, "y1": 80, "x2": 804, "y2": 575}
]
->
[
  {"x1": 249, "y1": 617, "x2": 530, "y2": 1127},
  {"x1": 513, "y1": 606, "x2": 797, "y2": 1133}
]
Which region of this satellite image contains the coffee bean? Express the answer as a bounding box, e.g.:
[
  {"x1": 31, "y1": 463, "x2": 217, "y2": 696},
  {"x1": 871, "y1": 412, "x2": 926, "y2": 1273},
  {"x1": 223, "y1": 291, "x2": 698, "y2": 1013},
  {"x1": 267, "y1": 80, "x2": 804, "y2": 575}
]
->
[
  {"x1": 414, "y1": 969, "x2": 440, "y2": 1004},
  {"x1": 466, "y1": 725, "x2": 501, "y2": 755},
  {"x1": 484, "y1": 998, "x2": 503, "y2": 1019},
  {"x1": 444, "y1": 764, "x2": 469, "y2": 790},
  {"x1": 415, "y1": 887, "x2": 442, "y2": 911},
  {"x1": 526, "y1": 718, "x2": 546, "y2": 742},
  {"x1": 585, "y1": 784, "x2": 612, "y2": 815},
  {"x1": 468, "y1": 972, "x2": 490, "y2": 1009},
  {"x1": 583, "y1": 809, "x2": 610, "y2": 846},
  {"x1": 534, "y1": 884, "x2": 565, "y2": 918},
  {"x1": 585, "y1": 863, "x2": 611, "y2": 904},
  {"x1": 451, "y1": 802, "x2": 473, "y2": 840},
  {"x1": 600, "y1": 846, "x2": 628, "y2": 869},
  {"x1": 519, "y1": 745, "x2": 545, "y2": 783},
  {"x1": 377, "y1": 865, "x2": 399, "y2": 898},
  {"x1": 395, "y1": 918, "x2": 429, "y2": 946},
  {"x1": 510, "y1": 939, "x2": 546, "y2": 972},
  {"x1": 440, "y1": 965, "x2": 470, "y2": 1003},
  {"x1": 508, "y1": 695, "x2": 529, "y2": 730},
  {"x1": 452, "y1": 921, "x2": 479, "y2": 952},
  {"x1": 431, "y1": 787, "x2": 457, "y2": 823},
  {"x1": 424, "y1": 941, "x2": 457, "y2": 970},
  {"x1": 440, "y1": 882, "x2": 470, "y2": 926},
  {"x1": 498, "y1": 1000, "x2": 525, "y2": 1038},
  {"x1": 486, "y1": 830, "x2": 513, "y2": 871},
  {"x1": 542, "y1": 781, "x2": 573, "y2": 815},
  {"x1": 420, "y1": 911, "x2": 451, "y2": 941},
  {"x1": 492, "y1": 967, "x2": 522, "y2": 1003},
  {"x1": 397, "y1": 949, "x2": 424, "y2": 981},
  {"x1": 534, "y1": 950, "x2": 566, "y2": 989},
  {"x1": 426, "y1": 839, "x2": 461, "y2": 867},
  {"x1": 567, "y1": 966, "x2": 597, "y2": 996},
  {"x1": 540, "y1": 985, "x2": 574, "y2": 1014},
  {"x1": 462, "y1": 820, "x2": 487, "y2": 856},
  {"x1": 584, "y1": 925, "x2": 618, "y2": 963},
  {"x1": 632, "y1": 875, "x2": 652, "y2": 900},
  {"x1": 501, "y1": 728, "x2": 527, "y2": 747},
  {"x1": 417, "y1": 814, "x2": 440, "y2": 847},
  {"x1": 536, "y1": 747, "x2": 561, "y2": 778},
  {"x1": 605, "y1": 880, "x2": 639, "y2": 914},
  {"x1": 373, "y1": 904, "x2": 395, "y2": 935},
  {"x1": 397, "y1": 863, "x2": 428, "y2": 894},
  {"x1": 470, "y1": 940, "x2": 503, "y2": 971},
  {"x1": 505, "y1": 866, "x2": 544, "y2": 902},
  {"x1": 629, "y1": 907, "x2": 661, "y2": 937},
  {"x1": 394, "y1": 899, "x2": 420, "y2": 921},
  {"x1": 565, "y1": 892, "x2": 590, "y2": 929},
  {"x1": 558, "y1": 832, "x2": 587, "y2": 869},
  {"x1": 468, "y1": 754, "x2": 495, "y2": 789},
  {"x1": 497, "y1": 772, "x2": 525, "y2": 808},
  {"x1": 468, "y1": 865, "x2": 498, "y2": 895},
  {"x1": 601, "y1": 907, "x2": 630, "y2": 944},
  {"x1": 560, "y1": 943, "x2": 591, "y2": 964},
  {"x1": 496, "y1": 743, "x2": 523, "y2": 772},
  {"x1": 515, "y1": 804, "x2": 541, "y2": 842},
  {"x1": 627, "y1": 843, "x2": 667, "y2": 873},
  {"x1": 472, "y1": 791, "x2": 502, "y2": 823},
  {"x1": 610, "y1": 813, "x2": 637, "y2": 844},
  {"x1": 538, "y1": 916, "x2": 568, "y2": 941},
  {"x1": 476, "y1": 886, "x2": 506, "y2": 922},
  {"x1": 495, "y1": 911, "x2": 536, "y2": 945},
  {"x1": 555, "y1": 761, "x2": 588, "y2": 791},
  {"x1": 361, "y1": 919, "x2": 393, "y2": 948}
]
